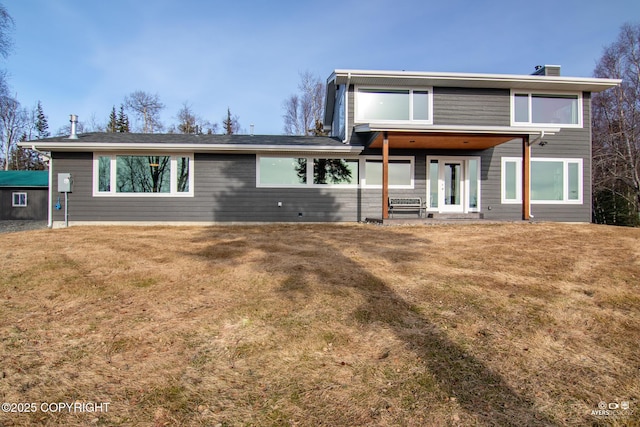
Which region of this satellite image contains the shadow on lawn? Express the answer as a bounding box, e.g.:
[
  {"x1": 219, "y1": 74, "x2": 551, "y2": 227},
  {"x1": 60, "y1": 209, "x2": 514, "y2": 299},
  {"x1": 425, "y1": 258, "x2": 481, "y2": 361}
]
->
[{"x1": 194, "y1": 225, "x2": 557, "y2": 426}]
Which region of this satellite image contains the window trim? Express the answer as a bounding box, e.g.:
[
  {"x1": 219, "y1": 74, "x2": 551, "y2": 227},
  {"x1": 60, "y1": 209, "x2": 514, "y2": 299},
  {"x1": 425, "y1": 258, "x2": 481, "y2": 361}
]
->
[
  {"x1": 256, "y1": 155, "x2": 361, "y2": 188},
  {"x1": 501, "y1": 157, "x2": 583, "y2": 204},
  {"x1": 354, "y1": 86, "x2": 433, "y2": 125},
  {"x1": 12, "y1": 192, "x2": 27, "y2": 207},
  {"x1": 510, "y1": 90, "x2": 583, "y2": 128},
  {"x1": 93, "y1": 152, "x2": 194, "y2": 197}
]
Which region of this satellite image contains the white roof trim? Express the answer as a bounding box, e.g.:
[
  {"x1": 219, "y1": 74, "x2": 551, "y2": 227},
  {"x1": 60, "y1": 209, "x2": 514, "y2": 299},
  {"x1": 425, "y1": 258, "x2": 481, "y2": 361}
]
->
[
  {"x1": 20, "y1": 142, "x2": 364, "y2": 154},
  {"x1": 355, "y1": 123, "x2": 560, "y2": 136},
  {"x1": 329, "y1": 69, "x2": 621, "y2": 93}
]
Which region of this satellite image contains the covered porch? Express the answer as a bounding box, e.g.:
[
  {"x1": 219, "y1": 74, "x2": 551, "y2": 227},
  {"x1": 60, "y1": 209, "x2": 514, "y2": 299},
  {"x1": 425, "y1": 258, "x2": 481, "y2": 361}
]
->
[{"x1": 357, "y1": 125, "x2": 559, "y2": 221}]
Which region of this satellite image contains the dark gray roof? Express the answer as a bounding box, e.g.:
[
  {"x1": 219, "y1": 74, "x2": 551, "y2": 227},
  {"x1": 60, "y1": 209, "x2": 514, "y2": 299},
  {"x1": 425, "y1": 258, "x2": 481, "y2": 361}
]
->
[{"x1": 32, "y1": 132, "x2": 359, "y2": 147}]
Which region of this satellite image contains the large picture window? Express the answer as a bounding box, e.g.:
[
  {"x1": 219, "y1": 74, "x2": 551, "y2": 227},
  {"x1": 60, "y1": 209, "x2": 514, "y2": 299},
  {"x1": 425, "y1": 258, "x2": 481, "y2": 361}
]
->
[
  {"x1": 94, "y1": 154, "x2": 193, "y2": 196},
  {"x1": 355, "y1": 87, "x2": 432, "y2": 123},
  {"x1": 257, "y1": 155, "x2": 412, "y2": 188},
  {"x1": 501, "y1": 157, "x2": 582, "y2": 204},
  {"x1": 512, "y1": 91, "x2": 582, "y2": 127},
  {"x1": 257, "y1": 156, "x2": 358, "y2": 187}
]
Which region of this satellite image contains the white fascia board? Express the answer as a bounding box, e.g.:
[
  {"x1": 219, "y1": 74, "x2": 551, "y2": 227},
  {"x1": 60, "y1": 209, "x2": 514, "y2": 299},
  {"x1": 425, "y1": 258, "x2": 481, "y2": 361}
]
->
[
  {"x1": 354, "y1": 123, "x2": 560, "y2": 135},
  {"x1": 331, "y1": 69, "x2": 621, "y2": 92},
  {"x1": 20, "y1": 141, "x2": 363, "y2": 154}
]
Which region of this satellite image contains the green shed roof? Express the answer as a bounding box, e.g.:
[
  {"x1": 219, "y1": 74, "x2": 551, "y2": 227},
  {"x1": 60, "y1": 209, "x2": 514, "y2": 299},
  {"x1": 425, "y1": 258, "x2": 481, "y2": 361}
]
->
[{"x1": 0, "y1": 171, "x2": 49, "y2": 187}]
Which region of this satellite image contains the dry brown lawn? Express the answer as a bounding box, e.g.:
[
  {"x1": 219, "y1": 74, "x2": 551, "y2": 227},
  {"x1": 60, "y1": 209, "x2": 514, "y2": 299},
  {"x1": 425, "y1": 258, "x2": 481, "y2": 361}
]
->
[{"x1": 0, "y1": 222, "x2": 638, "y2": 426}]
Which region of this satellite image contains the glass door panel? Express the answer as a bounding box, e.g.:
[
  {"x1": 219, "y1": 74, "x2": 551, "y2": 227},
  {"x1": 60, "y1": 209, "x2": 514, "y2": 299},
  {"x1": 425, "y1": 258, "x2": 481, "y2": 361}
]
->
[{"x1": 439, "y1": 160, "x2": 464, "y2": 213}]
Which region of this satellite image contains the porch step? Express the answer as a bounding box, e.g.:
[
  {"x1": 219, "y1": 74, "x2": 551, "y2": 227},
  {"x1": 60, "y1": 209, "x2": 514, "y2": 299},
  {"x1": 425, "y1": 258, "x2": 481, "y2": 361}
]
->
[{"x1": 427, "y1": 213, "x2": 484, "y2": 220}]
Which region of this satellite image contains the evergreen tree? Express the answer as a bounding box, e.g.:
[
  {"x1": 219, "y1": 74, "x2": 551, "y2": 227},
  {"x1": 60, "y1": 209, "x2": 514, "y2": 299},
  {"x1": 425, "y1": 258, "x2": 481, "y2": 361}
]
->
[
  {"x1": 107, "y1": 106, "x2": 117, "y2": 132},
  {"x1": 35, "y1": 101, "x2": 49, "y2": 139},
  {"x1": 116, "y1": 104, "x2": 130, "y2": 132},
  {"x1": 222, "y1": 107, "x2": 240, "y2": 135}
]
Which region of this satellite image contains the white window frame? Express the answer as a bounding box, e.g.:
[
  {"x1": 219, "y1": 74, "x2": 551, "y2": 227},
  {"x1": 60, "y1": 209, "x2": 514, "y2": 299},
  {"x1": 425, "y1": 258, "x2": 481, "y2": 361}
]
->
[
  {"x1": 360, "y1": 155, "x2": 415, "y2": 189},
  {"x1": 510, "y1": 90, "x2": 583, "y2": 128},
  {"x1": 501, "y1": 157, "x2": 523, "y2": 204},
  {"x1": 354, "y1": 86, "x2": 433, "y2": 124},
  {"x1": 501, "y1": 157, "x2": 583, "y2": 204},
  {"x1": 256, "y1": 155, "x2": 360, "y2": 188},
  {"x1": 12, "y1": 192, "x2": 27, "y2": 207},
  {"x1": 93, "y1": 152, "x2": 194, "y2": 197}
]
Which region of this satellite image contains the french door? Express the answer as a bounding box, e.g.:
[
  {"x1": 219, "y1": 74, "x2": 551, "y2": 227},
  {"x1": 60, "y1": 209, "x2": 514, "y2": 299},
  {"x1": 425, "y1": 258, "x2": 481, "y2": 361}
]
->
[{"x1": 427, "y1": 157, "x2": 480, "y2": 214}]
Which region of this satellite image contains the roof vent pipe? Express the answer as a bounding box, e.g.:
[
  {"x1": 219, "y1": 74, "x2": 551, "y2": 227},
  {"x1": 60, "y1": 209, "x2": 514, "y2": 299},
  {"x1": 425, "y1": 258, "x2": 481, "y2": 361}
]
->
[
  {"x1": 250, "y1": 124, "x2": 254, "y2": 136},
  {"x1": 69, "y1": 114, "x2": 79, "y2": 139}
]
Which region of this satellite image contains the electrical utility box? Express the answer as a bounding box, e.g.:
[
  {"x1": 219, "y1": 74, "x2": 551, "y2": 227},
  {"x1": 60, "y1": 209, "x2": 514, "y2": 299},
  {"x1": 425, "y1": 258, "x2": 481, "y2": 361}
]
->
[{"x1": 58, "y1": 173, "x2": 73, "y2": 193}]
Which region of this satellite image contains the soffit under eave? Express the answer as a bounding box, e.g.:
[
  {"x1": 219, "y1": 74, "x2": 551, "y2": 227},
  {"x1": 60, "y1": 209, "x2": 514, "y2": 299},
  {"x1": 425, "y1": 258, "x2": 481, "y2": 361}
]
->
[{"x1": 368, "y1": 132, "x2": 523, "y2": 150}]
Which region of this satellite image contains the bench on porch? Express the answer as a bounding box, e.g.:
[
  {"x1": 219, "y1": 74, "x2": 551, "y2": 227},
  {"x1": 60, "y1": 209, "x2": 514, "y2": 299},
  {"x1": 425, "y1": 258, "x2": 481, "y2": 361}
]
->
[{"x1": 388, "y1": 197, "x2": 426, "y2": 218}]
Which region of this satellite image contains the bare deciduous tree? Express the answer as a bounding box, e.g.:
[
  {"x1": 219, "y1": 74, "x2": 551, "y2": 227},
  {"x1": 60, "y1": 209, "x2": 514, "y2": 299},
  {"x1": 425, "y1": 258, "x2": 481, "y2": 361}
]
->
[
  {"x1": 176, "y1": 102, "x2": 217, "y2": 134},
  {"x1": 592, "y1": 23, "x2": 640, "y2": 225},
  {"x1": 0, "y1": 93, "x2": 26, "y2": 170},
  {"x1": 0, "y1": 4, "x2": 13, "y2": 60},
  {"x1": 282, "y1": 71, "x2": 325, "y2": 136},
  {"x1": 124, "y1": 91, "x2": 165, "y2": 133}
]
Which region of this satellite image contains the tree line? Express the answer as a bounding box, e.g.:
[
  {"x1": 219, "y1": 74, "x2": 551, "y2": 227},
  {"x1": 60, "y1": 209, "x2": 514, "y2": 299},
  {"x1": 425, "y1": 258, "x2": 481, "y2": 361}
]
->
[
  {"x1": 65, "y1": 94, "x2": 243, "y2": 137},
  {"x1": 592, "y1": 23, "x2": 640, "y2": 226}
]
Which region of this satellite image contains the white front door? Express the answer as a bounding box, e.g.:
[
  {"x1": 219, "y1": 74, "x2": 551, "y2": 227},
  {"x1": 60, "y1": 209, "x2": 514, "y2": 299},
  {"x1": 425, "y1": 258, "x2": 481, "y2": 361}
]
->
[{"x1": 427, "y1": 156, "x2": 480, "y2": 214}]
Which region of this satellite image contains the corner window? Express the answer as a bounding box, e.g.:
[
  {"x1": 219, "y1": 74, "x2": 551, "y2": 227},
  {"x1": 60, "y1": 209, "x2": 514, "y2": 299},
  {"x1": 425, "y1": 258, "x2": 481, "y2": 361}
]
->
[
  {"x1": 94, "y1": 153, "x2": 194, "y2": 197},
  {"x1": 12, "y1": 192, "x2": 27, "y2": 207},
  {"x1": 511, "y1": 91, "x2": 582, "y2": 127},
  {"x1": 501, "y1": 157, "x2": 582, "y2": 204},
  {"x1": 332, "y1": 84, "x2": 346, "y2": 140},
  {"x1": 257, "y1": 156, "x2": 358, "y2": 187},
  {"x1": 356, "y1": 87, "x2": 432, "y2": 123}
]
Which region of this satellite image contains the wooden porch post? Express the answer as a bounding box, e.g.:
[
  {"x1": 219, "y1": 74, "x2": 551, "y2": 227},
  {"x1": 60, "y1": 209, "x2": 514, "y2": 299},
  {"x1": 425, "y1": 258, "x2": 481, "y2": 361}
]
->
[
  {"x1": 522, "y1": 136, "x2": 531, "y2": 220},
  {"x1": 382, "y1": 132, "x2": 389, "y2": 219}
]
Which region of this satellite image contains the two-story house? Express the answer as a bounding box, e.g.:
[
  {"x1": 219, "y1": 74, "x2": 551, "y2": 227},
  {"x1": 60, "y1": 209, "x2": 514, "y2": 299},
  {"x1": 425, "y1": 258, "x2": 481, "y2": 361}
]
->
[{"x1": 23, "y1": 66, "x2": 620, "y2": 227}]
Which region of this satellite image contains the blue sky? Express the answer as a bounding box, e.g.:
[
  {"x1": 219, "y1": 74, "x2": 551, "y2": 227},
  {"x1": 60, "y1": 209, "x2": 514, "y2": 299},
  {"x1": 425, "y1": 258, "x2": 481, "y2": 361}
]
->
[{"x1": 3, "y1": 0, "x2": 639, "y2": 135}]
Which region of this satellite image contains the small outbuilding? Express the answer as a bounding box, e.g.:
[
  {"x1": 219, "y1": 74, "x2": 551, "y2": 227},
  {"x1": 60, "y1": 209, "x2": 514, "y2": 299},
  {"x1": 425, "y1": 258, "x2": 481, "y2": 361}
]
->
[{"x1": 0, "y1": 171, "x2": 49, "y2": 220}]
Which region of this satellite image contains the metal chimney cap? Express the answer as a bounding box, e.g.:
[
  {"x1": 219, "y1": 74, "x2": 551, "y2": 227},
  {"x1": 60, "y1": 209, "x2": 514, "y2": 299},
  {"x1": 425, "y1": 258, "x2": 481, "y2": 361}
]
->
[{"x1": 68, "y1": 114, "x2": 79, "y2": 139}]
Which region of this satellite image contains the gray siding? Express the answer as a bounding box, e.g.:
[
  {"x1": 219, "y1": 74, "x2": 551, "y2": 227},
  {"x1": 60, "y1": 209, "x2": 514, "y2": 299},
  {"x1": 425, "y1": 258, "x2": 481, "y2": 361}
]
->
[
  {"x1": 51, "y1": 152, "x2": 370, "y2": 223},
  {"x1": 433, "y1": 87, "x2": 511, "y2": 126},
  {"x1": 0, "y1": 187, "x2": 48, "y2": 220}
]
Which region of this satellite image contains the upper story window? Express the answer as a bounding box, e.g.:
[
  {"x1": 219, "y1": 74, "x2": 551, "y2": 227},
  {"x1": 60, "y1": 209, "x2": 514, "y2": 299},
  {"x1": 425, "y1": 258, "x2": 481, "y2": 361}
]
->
[
  {"x1": 94, "y1": 153, "x2": 194, "y2": 197},
  {"x1": 512, "y1": 91, "x2": 582, "y2": 127},
  {"x1": 355, "y1": 87, "x2": 432, "y2": 124}
]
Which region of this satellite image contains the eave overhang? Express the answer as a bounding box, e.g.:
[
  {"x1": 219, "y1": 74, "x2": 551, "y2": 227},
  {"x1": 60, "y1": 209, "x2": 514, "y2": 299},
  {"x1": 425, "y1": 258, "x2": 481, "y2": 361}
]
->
[
  {"x1": 357, "y1": 124, "x2": 560, "y2": 150},
  {"x1": 328, "y1": 69, "x2": 621, "y2": 93},
  {"x1": 19, "y1": 141, "x2": 364, "y2": 155}
]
